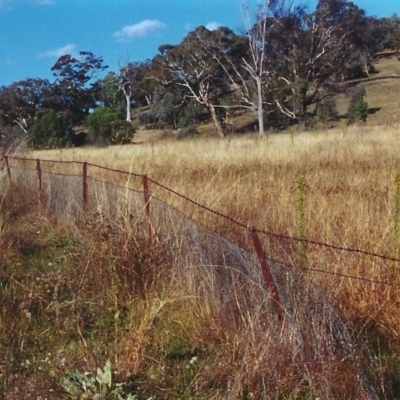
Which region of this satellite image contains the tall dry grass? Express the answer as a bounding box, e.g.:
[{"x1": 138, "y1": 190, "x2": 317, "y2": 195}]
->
[
  {"x1": 29, "y1": 124, "x2": 400, "y2": 328},
  {"x1": 29, "y1": 125, "x2": 400, "y2": 248},
  {"x1": 2, "y1": 124, "x2": 400, "y2": 398}
]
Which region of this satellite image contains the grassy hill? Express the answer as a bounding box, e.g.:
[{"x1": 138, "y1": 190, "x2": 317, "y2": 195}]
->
[{"x1": 340, "y1": 54, "x2": 400, "y2": 126}]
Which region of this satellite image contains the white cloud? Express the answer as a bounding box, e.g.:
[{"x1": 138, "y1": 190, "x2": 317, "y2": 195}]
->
[
  {"x1": 38, "y1": 43, "x2": 77, "y2": 59},
  {"x1": 205, "y1": 21, "x2": 222, "y2": 31},
  {"x1": 113, "y1": 19, "x2": 165, "y2": 41}
]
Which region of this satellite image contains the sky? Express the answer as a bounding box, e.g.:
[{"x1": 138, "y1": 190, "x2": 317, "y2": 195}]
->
[{"x1": 0, "y1": 0, "x2": 398, "y2": 87}]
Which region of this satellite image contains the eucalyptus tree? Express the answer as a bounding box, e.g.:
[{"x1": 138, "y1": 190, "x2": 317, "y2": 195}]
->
[
  {"x1": 259, "y1": 0, "x2": 368, "y2": 126},
  {"x1": 0, "y1": 78, "x2": 56, "y2": 134},
  {"x1": 118, "y1": 60, "x2": 156, "y2": 122},
  {"x1": 96, "y1": 72, "x2": 121, "y2": 108},
  {"x1": 156, "y1": 26, "x2": 231, "y2": 137},
  {"x1": 118, "y1": 62, "x2": 139, "y2": 122},
  {"x1": 51, "y1": 51, "x2": 108, "y2": 124},
  {"x1": 203, "y1": 2, "x2": 281, "y2": 136},
  {"x1": 237, "y1": 1, "x2": 275, "y2": 135},
  {"x1": 192, "y1": 3, "x2": 273, "y2": 136}
]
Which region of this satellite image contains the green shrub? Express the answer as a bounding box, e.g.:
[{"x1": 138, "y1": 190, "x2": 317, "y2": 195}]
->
[
  {"x1": 348, "y1": 86, "x2": 368, "y2": 123},
  {"x1": 349, "y1": 101, "x2": 369, "y2": 122},
  {"x1": 28, "y1": 110, "x2": 69, "y2": 149},
  {"x1": 87, "y1": 107, "x2": 135, "y2": 145},
  {"x1": 61, "y1": 359, "x2": 137, "y2": 399}
]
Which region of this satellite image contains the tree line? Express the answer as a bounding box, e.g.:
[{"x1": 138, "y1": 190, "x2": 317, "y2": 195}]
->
[{"x1": 1, "y1": 0, "x2": 400, "y2": 148}]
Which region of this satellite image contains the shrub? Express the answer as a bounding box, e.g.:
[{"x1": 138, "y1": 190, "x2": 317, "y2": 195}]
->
[
  {"x1": 87, "y1": 107, "x2": 135, "y2": 145},
  {"x1": 349, "y1": 101, "x2": 369, "y2": 123},
  {"x1": 348, "y1": 86, "x2": 368, "y2": 123},
  {"x1": 28, "y1": 110, "x2": 69, "y2": 149}
]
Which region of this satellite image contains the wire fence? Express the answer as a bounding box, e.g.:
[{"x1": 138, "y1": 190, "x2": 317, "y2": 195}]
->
[
  {"x1": 1, "y1": 155, "x2": 395, "y2": 287},
  {"x1": 0, "y1": 154, "x2": 388, "y2": 399}
]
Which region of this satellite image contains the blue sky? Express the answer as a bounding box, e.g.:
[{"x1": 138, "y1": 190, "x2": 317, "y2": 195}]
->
[{"x1": 0, "y1": 0, "x2": 398, "y2": 87}]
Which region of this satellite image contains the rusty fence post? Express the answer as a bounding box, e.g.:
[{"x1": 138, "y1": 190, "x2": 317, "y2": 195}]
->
[
  {"x1": 82, "y1": 162, "x2": 88, "y2": 212},
  {"x1": 250, "y1": 227, "x2": 284, "y2": 320},
  {"x1": 4, "y1": 156, "x2": 12, "y2": 182},
  {"x1": 142, "y1": 174, "x2": 152, "y2": 245},
  {"x1": 36, "y1": 159, "x2": 42, "y2": 192},
  {"x1": 36, "y1": 159, "x2": 43, "y2": 205}
]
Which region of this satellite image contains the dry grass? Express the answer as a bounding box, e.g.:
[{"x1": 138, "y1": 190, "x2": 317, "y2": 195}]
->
[
  {"x1": 28, "y1": 124, "x2": 400, "y2": 248},
  {"x1": 26, "y1": 126, "x2": 400, "y2": 274},
  {"x1": 25, "y1": 125, "x2": 400, "y2": 364},
  {"x1": 353, "y1": 55, "x2": 400, "y2": 126},
  {"x1": 0, "y1": 177, "x2": 386, "y2": 399}
]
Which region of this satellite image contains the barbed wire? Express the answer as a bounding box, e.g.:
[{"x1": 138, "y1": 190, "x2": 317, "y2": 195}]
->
[
  {"x1": 86, "y1": 162, "x2": 143, "y2": 179},
  {"x1": 6, "y1": 155, "x2": 79, "y2": 165},
  {"x1": 147, "y1": 176, "x2": 249, "y2": 229},
  {"x1": 266, "y1": 255, "x2": 393, "y2": 286},
  {"x1": 147, "y1": 176, "x2": 400, "y2": 266},
  {"x1": 256, "y1": 227, "x2": 400, "y2": 264}
]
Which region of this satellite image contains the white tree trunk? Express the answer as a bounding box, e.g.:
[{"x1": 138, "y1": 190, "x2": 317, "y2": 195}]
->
[
  {"x1": 125, "y1": 94, "x2": 131, "y2": 122},
  {"x1": 209, "y1": 103, "x2": 225, "y2": 138},
  {"x1": 256, "y1": 76, "x2": 264, "y2": 136}
]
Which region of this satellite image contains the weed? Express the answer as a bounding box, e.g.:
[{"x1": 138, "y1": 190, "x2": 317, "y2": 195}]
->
[{"x1": 61, "y1": 359, "x2": 137, "y2": 399}]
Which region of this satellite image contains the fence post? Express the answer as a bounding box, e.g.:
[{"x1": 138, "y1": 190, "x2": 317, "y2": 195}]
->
[
  {"x1": 36, "y1": 159, "x2": 42, "y2": 192},
  {"x1": 36, "y1": 159, "x2": 43, "y2": 206},
  {"x1": 142, "y1": 174, "x2": 152, "y2": 244},
  {"x1": 250, "y1": 227, "x2": 283, "y2": 320},
  {"x1": 82, "y1": 162, "x2": 88, "y2": 212},
  {"x1": 4, "y1": 156, "x2": 12, "y2": 182}
]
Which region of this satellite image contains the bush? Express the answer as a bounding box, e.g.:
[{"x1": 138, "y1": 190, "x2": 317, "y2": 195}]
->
[
  {"x1": 349, "y1": 101, "x2": 369, "y2": 123},
  {"x1": 28, "y1": 111, "x2": 69, "y2": 149},
  {"x1": 348, "y1": 86, "x2": 368, "y2": 123},
  {"x1": 87, "y1": 107, "x2": 135, "y2": 145}
]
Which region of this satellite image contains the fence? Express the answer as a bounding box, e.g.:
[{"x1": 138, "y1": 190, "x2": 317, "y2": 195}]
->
[
  {"x1": 0, "y1": 154, "x2": 394, "y2": 399},
  {"x1": 1, "y1": 155, "x2": 395, "y2": 285}
]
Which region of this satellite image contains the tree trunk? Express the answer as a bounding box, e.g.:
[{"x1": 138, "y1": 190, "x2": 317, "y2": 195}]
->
[
  {"x1": 256, "y1": 76, "x2": 264, "y2": 136},
  {"x1": 125, "y1": 94, "x2": 131, "y2": 122},
  {"x1": 209, "y1": 103, "x2": 225, "y2": 138}
]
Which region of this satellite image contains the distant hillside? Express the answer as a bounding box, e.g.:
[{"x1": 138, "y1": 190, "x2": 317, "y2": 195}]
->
[{"x1": 129, "y1": 55, "x2": 400, "y2": 143}]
